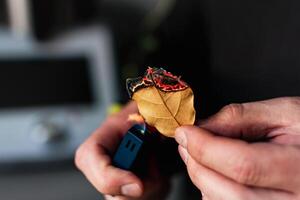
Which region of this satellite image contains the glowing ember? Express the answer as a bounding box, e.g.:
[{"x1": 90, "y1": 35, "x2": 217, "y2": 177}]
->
[
  {"x1": 126, "y1": 67, "x2": 189, "y2": 98},
  {"x1": 128, "y1": 113, "x2": 145, "y2": 124}
]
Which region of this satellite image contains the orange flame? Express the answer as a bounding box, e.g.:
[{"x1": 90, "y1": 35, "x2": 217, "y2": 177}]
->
[{"x1": 128, "y1": 113, "x2": 145, "y2": 124}]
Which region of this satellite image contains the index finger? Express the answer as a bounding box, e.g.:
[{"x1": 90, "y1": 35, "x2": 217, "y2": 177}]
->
[{"x1": 175, "y1": 126, "x2": 300, "y2": 191}]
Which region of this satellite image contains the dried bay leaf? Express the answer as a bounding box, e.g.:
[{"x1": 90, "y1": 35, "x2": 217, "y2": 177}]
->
[
  {"x1": 127, "y1": 67, "x2": 196, "y2": 137},
  {"x1": 132, "y1": 86, "x2": 195, "y2": 137}
]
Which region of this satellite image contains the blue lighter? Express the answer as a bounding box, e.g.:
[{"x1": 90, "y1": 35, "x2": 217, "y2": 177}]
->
[{"x1": 112, "y1": 123, "x2": 152, "y2": 171}]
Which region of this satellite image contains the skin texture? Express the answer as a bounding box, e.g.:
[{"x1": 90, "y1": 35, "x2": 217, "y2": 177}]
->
[
  {"x1": 75, "y1": 101, "x2": 170, "y2": 200},
  {"x1": 175, "y1": 97, "x2": 300, "y2": 200}
]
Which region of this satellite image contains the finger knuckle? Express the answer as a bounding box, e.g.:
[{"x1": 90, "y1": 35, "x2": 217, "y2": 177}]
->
[
  {"x1": 233, "y1": 152, "x2": 259, "y2": 185},
  {"x1": 219, "y1": 103, "x2": 244, "y2": 123}
]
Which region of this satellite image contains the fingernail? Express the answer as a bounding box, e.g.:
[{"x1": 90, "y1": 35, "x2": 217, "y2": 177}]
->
[
  {"x1": 175, "y1": 128, "x2": 187, "y2": 148},
  {"x1": 178, "y1": 145, "x2": 189, "y2": 164},
  {"x1": 121, "y1": 183, "x2": 142, "y2": 197}
]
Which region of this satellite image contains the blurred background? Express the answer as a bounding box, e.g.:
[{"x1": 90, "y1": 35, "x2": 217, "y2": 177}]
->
[
  {"x1": 1, "y1": 0, "x2": 300, "y2": 199},
  {"x1": 0, "y1": 0, "x2": 205, "y2": 199}
]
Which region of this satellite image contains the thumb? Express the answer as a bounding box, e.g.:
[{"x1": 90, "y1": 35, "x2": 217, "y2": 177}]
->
[{"x1": 200, "y1": 99, "x2": 288, "y2": 141}]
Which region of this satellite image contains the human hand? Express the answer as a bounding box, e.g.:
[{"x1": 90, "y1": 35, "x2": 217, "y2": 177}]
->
[
  {"x1": 175, "y1": 97, "x2": 300, "y2": 200},
  {"x1": 75, "y1": 101, "x2": 170, "y2": 200}
]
